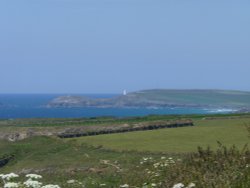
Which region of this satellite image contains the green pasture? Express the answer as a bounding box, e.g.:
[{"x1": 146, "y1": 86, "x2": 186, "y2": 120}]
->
[
  {"x1": 1, "y1": 113, "x2": 250, "y2": 127},
  {"x1": 69, "y1": 118, "x2": 250, "y2": 153}
]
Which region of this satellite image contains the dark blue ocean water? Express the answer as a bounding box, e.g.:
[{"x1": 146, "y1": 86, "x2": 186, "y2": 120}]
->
[{"x1": 0, "y1": 94, "x2": 235, "y2": 119}]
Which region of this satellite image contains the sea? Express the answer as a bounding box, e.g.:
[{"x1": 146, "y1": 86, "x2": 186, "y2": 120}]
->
[{"x1": 0, "y1": 94, "x2": 237, "y2": 119}]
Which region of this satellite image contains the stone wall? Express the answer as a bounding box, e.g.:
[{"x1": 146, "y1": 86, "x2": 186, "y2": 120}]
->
[{"x1": 58, "y1": 120, "x2": 194, "y2": 138}]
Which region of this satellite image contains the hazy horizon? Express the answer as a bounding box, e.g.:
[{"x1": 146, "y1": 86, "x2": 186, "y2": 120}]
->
[
  {"x1": 1, "y1": 0, "x2": 249, "y2": 93},
  {"x1": 1, "y1": 88, "x2": 250, "y2": 95}
]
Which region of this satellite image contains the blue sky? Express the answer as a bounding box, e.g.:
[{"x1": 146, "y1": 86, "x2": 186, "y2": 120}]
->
[{"x1": 0, "y1": 0, "x2": 249, "y2": 94}]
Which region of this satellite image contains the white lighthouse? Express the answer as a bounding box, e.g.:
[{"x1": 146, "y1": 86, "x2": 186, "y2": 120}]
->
[{"x1": 123, "y1": 90, "x2": 127, "y2": 96}]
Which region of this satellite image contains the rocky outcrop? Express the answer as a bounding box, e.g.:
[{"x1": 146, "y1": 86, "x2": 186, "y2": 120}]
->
[{"x1": 0, "y1": 129, "x2": 57, "y2": 142}]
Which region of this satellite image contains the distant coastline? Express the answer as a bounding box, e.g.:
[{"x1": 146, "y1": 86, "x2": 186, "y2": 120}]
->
[
  {"x1": 47, "y1": 89, "x2": 250, "y2": 110},
  {"x1": 0, "y1": 90, "x2": 250, "y2": 119}
]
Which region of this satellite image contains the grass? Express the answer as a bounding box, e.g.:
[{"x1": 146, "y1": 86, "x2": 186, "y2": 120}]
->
[
  {"x1": 1, "y1": 113, "x2": 250, "y2": 127},
  {"x1": 0, "y1": 114, "x2": 250, "y2": 187},
  {"x1": 69, "y1": 118, "x2": 250, "y2": 153},
  {"x1": 0, "y1": 136, "x2": 249, "y2": 188},
  {"x1": 0, "y1": 136, "x2": 167, "y2": 187}
]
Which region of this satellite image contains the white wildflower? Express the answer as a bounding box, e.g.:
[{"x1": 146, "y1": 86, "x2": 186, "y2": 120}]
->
[
  {"x1": 153, "y1": 162, "x2": 160, "y2": 168},
  {"x1": 154, "y1": 172, "x2": 160, "y2": 177},
  {"x1": 4, "y1": 182, "x2": 19, "y2": 188},
  {"x1": 23, "y1": 179, "x2": 42, "y2": 188},
  {"x1": 1, "y1": 173, "x2": 19, "y2": 181},
  {"x1": 66, "y1": 180, "x2": 76, "y2": 184},
  {"x1": 100, "y1": 183, "x2": 106, "y2": 186},
  {"x1": 151, "y1": 183, "x2": 157, "y2": 187},
  {"x1": 120, "y1": 184, "x2": 129, "y2": 188},
  {"x1": 172, "y1": 183, "x2": 184, "y2": 188},
  {"x1": 167, "y1": 159, "x2": 175, "y2": 164},
  {"x1": 41, "y1": 185, "x2": 60, "y2": 188},
  {"x1": 187, "y1": 183, "x2": 196, "y2": 188},
  {"x1": 160, "y1": 164, "x2": 165, "y2": 167},
  {"x1": 26, "y1": 174, "x2": 42, "y2": 179}
]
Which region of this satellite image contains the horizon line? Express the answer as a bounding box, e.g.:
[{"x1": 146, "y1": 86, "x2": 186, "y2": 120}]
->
[{"x1": 0, "y1": 88, "x2": 250, "y2": 95}]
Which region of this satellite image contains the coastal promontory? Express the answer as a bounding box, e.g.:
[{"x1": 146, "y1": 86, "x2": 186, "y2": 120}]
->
[{"x1": 47, "y1": 89, "x2": 250, "y2": 110}]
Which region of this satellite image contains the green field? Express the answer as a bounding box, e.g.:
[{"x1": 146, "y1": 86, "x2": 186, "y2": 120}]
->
[{"x1": 69, "y1": 118, "x2": 250, "y2": 153}]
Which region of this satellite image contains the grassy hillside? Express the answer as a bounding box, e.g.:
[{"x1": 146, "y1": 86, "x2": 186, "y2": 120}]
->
[
  {"x1": 125, "y1": 89, "x2": 250, "y2": 107},
  {"x1": 1, "y1": 136, "x2": 249, "y2": 188},
  {"x1": 0, "y1": 115, "x2": 250, "y2": 187}
]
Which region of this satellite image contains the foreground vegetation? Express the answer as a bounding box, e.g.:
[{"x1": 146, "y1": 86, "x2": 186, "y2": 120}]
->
[
  {"x1": 0, "y1": 114, "x2": 250, "y2": 187},
  {"x1": 0, "y1": 136, "x2": 249, "y2": 188}
]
